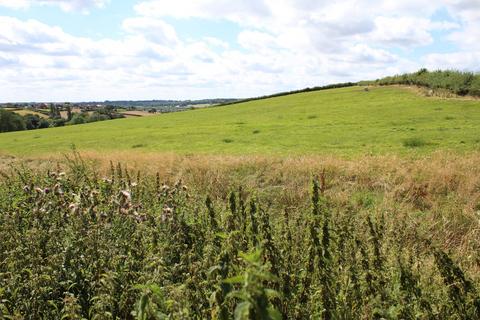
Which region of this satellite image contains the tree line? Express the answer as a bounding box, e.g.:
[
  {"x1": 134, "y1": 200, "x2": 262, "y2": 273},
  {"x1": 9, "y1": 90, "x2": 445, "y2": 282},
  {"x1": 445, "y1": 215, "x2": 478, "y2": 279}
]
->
[
  {"x1": 0, "y1": 106, "x2": 125, "y2": 133},
  {"x1": 217, "y1": 82, "x2": 357, "y2": 107}
]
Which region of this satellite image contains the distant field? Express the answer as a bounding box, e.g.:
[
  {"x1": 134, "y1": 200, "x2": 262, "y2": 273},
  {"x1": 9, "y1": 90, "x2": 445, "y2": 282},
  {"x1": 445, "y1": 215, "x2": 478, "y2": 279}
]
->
[
  {"x1": 0, "y1": 86, "x2": 479, "y2": 157},
  {"x1": 120, "y1": 110, "x2": 157, "y2": 117},
  {"x1": 10, "y1": 109, "x2": 49, "y2": 118}
]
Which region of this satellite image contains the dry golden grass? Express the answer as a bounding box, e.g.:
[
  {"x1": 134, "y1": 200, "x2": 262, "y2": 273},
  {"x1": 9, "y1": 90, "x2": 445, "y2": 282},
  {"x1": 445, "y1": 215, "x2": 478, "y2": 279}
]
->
[
  {"x1": 2, "y1": 150, "x2": 479, "y2": 275},
  {"x1": 12, "y1": 109, "x2": 49, "y2": 118},
  {"x1": 120, "y1": 110, "x2": 157, "y2": 117}
]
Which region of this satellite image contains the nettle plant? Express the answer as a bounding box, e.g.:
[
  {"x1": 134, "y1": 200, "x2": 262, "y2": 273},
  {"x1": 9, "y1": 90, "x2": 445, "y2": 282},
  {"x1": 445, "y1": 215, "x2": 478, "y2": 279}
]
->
[{"x1": 0, "y1": 156, "x2": 479, "y2": 319}]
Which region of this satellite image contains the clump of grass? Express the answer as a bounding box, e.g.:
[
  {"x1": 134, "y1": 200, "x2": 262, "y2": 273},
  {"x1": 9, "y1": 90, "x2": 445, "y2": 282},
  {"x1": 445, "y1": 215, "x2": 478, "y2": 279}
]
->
[
  {"x1": 307, "y1": 115, "x2": 318, "y2": 119},
  {"x1": 223, "y1": 138, "x2": 234, "y2": 143},
  {"x1": 132, "y1": 143, "x2": 146, "y2": 149},
  {"x1": 252, "y1": 129, "x2": 261, "y2": 134},
  {"x1": 403, "y1": 137, "x2": 429, "y2": 148}
]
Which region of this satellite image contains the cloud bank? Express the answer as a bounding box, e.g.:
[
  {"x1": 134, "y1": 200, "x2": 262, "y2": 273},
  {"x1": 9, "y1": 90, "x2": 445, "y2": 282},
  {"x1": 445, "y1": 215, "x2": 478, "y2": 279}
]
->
[{"x1": 0, "y1": 0, "x2": 478, "y2": 101}]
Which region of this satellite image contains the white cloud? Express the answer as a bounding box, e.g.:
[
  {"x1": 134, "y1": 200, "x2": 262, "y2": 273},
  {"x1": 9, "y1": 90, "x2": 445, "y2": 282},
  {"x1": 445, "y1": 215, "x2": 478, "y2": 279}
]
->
[
  {"x1": 122, "y1": 17, "x2": 179, "y2": 45},
  {"x1": 203, "y1": 37, "x2": 229, "y2": 49},
  {"x1": 425, "y1": 51, "x2": 480, "y2": 71},
  {"x1": 0, "y1": 0, "x2": 109, "y2": 12},
  {"x1": 237, "y1": 30, "x2": 280, "y2": 51},
  {"x1": 0, "y1": 0, "x2": 30, "y2": 9},
  {"x1": 134, "y1": 0, "x2": 271, "y2": 25},
  {"x1": 371, "y1": 17, "x2": 435, "y2": 48},
  {"x1": 0, "y1": 1, "x2": 479, "y2": 101}
]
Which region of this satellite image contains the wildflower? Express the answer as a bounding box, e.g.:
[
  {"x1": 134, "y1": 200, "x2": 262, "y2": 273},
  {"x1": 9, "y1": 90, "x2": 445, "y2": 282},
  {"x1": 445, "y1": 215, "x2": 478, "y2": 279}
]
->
[
  {"x1": 68, "y1": 203, "x2": 78, "y2": 214},
  {"x1": 120, "y1": 190, "x2": 131, "y2": 202},
  {"x1": 54, "y1": 183, "x2": 64, "y2": 195}
]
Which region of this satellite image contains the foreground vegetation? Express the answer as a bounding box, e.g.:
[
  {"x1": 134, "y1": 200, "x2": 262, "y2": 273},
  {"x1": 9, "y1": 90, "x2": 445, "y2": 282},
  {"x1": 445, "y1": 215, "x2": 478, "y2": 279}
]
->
[
  {"x1": 1, "y1": 152, "x2": 479, "y2": 319},
  {"x1": 0, "y1": 86, "x2": 479, "y2": 156}
]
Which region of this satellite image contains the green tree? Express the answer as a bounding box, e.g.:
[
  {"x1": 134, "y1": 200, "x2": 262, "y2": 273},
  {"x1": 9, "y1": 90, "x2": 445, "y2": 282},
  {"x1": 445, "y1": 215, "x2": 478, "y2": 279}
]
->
[
  {"x1": 23, "y1": 113, "x2": 41, "y2": 130},
  {"x1": 68, "y1": 113, "x2": 87, "y2": 125},
  {"x1": 38, "y1": 118, "x2": 51, "y2": 129},
  {"x1": 66, "y1": 103, "x2": 73, "y2": 121},
  {"x1": 88, "y1": 112, "x2": 110, "y2": 123},
  {"x1": 0, "y1": 109, "x2": 26, "y2": 132}
]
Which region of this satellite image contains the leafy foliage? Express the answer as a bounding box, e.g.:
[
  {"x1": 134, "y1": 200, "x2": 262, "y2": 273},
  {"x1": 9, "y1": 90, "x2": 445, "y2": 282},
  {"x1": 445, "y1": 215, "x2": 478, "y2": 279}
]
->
[
  {"x1": 0, "y1": 109, "x2": 26, "y2": 132},
  {"x1": 0, "y1": 158, "x2": 479, "y2": 319},
  {"x1": 364, "y1": 69, "x2": 480, "y2": 97}
]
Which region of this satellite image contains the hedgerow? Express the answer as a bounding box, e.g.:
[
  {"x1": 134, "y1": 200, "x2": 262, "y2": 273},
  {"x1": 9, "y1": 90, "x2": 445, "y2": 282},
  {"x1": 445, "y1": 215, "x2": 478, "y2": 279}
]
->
[{"x1": 363, "y1": 69, "x2": 480, "y2": 97}]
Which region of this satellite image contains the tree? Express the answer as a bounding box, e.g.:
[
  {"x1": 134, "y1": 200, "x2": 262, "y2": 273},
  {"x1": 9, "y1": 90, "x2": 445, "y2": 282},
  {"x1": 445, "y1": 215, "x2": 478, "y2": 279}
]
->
[
  {"x1": 68, "y1": 113, "x2": 87, "y2": 125},
  {"x1": 88, "y1": 112, "x2": 109, "y2": 123},
  {"x1": 23, "y1": 114, "x2": 41, "y2": 130},
  {"x1": 38, "y1": 119, "x2": 51, "y2": 129},
  {"x1": 0, "y1": 109, "x2": 26, "y2": 132},
  {"x1": 66, "y1": 104, "x2": 73, "y2": 121},
  {"x1": 52, "y1": 118, "x2": 66, "y2": 127},
  {"x1": 49, "y1": 104, "x2": 61, "y2": 119}
]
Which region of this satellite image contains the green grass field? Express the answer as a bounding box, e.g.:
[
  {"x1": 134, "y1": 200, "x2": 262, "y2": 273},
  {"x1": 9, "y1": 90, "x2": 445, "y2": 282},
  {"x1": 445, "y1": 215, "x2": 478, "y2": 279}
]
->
[{"x1": 1, "y1": 86, "x2": 479, "y2": 157}]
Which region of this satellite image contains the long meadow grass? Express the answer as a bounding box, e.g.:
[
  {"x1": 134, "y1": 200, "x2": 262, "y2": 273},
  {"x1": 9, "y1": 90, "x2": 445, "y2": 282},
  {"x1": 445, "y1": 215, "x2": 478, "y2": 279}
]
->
[{"x1": 1, "y1": 152, "x2": 479, "y2": 319}]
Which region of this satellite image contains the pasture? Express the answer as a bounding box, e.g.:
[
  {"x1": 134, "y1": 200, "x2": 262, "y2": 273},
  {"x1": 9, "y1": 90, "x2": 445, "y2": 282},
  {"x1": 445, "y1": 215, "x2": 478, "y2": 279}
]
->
[
  {"x1": 1, "y1": 86, "x2": 479, "y2": 157},
  {"x1": 1, "y1": 85, "x2": 480, "y2": 319}
]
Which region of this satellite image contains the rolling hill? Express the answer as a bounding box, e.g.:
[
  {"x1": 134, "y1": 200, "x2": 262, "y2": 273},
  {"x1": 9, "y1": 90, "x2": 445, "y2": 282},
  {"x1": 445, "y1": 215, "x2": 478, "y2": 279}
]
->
[{"x1": 0, "y1": 86, "x2": 479, "y2": 157}]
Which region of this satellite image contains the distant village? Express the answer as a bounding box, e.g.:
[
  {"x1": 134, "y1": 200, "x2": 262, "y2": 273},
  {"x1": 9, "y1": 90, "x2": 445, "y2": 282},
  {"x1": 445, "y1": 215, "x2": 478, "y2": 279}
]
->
[
  {"x1": 0, "y1": 97, "x2": 238, "y2": 114},
  {"x1": 0, "y1": 98, "x2": 238, "y2": 133}
]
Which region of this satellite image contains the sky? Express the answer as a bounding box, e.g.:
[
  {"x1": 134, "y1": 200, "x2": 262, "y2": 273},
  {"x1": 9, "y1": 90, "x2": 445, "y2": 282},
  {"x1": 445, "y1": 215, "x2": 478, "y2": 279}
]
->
[{"x1": 0, "y1": 0, "x2": 479, "y2": 102}]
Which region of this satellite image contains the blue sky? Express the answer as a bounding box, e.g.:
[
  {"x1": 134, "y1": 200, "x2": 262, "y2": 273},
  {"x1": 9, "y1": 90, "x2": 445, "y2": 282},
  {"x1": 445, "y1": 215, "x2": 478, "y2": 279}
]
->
[{"x1": 0, "y1": 0, "x2": 479, "y2": 102}]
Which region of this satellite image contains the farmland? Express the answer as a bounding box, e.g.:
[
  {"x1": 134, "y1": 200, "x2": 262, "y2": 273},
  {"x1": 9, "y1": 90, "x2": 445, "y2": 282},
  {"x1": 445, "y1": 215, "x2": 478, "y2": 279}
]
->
[
  {"x1": 0, "y1": 86, "x2": 479, "y2": 157},
  {"x1": 10, "y1": 109, "x2": 49, "y2": 119},
  {"x1": 1, "y1": 84, "x2": 480, "y2": 319},
  {"x1": 2, "y1": 0, "x2": 480, "y2": 317}
]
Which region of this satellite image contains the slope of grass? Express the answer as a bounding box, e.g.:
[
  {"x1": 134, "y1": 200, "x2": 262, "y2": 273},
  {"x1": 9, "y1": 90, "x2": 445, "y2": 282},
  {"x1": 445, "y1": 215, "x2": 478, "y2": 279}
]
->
[{"x1": 0, "y1": 86, "x2": 479, "y2": 157}]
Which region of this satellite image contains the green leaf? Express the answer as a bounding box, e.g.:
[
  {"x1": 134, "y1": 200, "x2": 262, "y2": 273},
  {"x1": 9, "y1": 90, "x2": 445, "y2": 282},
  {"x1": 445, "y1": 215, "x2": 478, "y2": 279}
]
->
[
  {"x1": 239, "y1": 249, "x2": 262, "y2": 263},
  {"x1": 267, "y1": 307, "x2": 282, "y2": 320},
  {"x1": 234, "y1": 301, "x2": 251, "y2": 320},
  {"x1": 265, "y1": 289, "x2": 281, "y2": 299},
  {"x1": 223, "y1": 275, "x2": 244, "y2": 284},
  {"x1": 215, "y1": 232, "x2": 229, "y2": 239}
]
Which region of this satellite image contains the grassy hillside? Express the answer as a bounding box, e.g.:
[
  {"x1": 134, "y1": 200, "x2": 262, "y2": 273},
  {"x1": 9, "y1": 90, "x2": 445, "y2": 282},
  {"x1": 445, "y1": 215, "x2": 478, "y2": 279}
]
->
[{"x1": 0, "y1": 86, "x2": 479, "y2": 157}]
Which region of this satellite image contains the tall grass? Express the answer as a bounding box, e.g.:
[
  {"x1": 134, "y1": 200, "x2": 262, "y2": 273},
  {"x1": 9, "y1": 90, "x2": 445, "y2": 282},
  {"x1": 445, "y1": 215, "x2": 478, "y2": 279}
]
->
[{"x1": 0, "y1": 153, "x2": 480, "y2": 318}]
